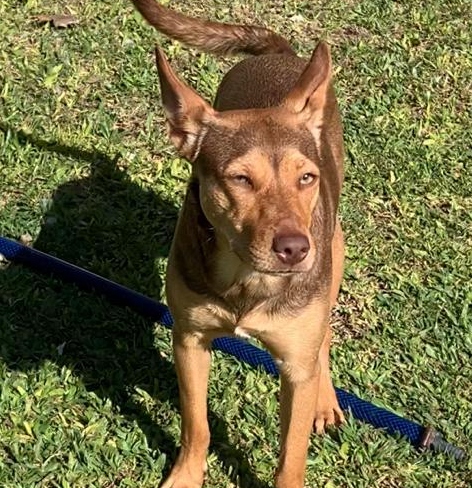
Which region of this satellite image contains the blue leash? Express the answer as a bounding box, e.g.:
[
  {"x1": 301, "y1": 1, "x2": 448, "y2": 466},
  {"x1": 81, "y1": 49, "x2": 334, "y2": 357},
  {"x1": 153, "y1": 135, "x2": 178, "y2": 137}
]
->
[{"x1": 0, "y1": 236, "x2": 466, "y2": 461}]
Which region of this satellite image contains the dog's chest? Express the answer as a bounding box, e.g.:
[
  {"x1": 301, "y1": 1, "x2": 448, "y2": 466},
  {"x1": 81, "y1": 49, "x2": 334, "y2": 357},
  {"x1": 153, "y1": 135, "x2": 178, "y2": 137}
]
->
[
  {"x1": 187, "y1": 297, "x2": 287, "y2": 341},
  {"x1": 188, "y1": 272, "x2": 286, "y2": 338}
]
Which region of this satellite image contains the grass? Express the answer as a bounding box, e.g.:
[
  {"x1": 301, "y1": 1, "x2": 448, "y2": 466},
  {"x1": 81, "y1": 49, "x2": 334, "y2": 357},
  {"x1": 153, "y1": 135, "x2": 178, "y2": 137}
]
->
[{"x1": 0, "y1": 0, "x2": 471, "y2": 486}]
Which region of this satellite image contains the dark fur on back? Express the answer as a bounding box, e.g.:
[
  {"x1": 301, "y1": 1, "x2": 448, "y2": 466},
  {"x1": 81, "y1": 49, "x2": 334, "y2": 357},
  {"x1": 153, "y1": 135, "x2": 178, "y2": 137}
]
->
[{"x1": 215, "y1": 54, "x2": 306, "y2": 109}]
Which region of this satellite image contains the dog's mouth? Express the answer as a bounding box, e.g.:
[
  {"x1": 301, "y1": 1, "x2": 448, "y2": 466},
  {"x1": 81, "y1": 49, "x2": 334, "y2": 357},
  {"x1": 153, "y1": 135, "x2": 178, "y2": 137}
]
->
[
  {"x1": 229, "y1": 238, "x2": 314, "y2": 276},
  {"x1": 254, "y1": 267, "x2": 309, "y2": 276},
  {"x1": 234, "y1": 249, "x2": 313, "y2": 276}
]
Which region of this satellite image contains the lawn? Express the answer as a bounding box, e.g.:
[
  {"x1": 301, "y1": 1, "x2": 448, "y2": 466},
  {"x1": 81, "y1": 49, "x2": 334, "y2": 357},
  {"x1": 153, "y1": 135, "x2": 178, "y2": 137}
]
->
[{"x1": 0, "y1": 0, "x2": 471, "y2": 486}]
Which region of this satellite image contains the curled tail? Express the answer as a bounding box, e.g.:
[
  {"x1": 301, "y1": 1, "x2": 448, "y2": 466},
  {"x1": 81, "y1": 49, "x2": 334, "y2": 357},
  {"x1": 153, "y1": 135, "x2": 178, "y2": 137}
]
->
[{"x1": 131, "y1": 0, "x2": 295, "y2": 56}]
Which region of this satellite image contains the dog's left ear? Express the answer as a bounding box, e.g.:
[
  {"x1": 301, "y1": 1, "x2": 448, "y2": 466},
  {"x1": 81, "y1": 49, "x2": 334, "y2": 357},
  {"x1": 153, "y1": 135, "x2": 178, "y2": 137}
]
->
[
  {"x1": 155, "y1": 47, "x2": 216, "y2": 162},
  {"x1": 282, "y1": 42, "x2": 332, "y2": 140}
]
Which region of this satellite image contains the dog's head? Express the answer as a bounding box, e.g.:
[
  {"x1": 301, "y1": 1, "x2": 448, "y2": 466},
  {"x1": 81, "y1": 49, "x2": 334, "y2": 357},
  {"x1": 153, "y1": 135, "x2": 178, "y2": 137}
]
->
[{"x1": 155, "y1": 43, "x2": 335, "y2": 274}]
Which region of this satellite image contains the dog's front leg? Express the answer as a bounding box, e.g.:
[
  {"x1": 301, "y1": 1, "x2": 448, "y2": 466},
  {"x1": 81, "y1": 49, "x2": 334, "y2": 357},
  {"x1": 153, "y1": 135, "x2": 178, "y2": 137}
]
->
[
  {"x1": 275, "y1": 361, "x2": 320, "y2": 488},
  {"x1": 259, "y1": 303, "x2": 329, "y2": 488},
  {"x1": 161, "y1": 327, "x2": 211, "y2": 488}
]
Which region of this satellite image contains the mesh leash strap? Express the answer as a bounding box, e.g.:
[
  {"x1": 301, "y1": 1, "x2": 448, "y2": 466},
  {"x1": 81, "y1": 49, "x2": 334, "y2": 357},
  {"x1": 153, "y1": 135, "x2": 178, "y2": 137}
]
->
[{"x1": 0, "y1": 236, "x2": 466, "y2": 460}]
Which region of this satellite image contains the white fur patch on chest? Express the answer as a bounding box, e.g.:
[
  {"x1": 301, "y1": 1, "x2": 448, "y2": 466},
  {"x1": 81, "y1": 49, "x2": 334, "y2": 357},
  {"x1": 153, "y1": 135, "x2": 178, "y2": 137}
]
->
[{"x1": 233, "y1": 326, "x2": 252, "y2": 339}]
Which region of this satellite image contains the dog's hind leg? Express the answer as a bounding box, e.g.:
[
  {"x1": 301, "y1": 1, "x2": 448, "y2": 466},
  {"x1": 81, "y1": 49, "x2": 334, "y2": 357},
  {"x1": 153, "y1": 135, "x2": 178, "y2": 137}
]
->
[
  {"x1": 314, "y1": 326, "x2": 345, "y2": 434},
  {"x1": 314, "y1": 219, "x2": 345, "y2": 434}
]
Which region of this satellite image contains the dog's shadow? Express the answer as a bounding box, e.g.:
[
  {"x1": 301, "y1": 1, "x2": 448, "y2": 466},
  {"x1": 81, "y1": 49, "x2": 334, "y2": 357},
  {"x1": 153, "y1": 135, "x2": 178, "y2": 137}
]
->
[{"x1": 0, "y1": 126, "x2": 270, "y2": 488}]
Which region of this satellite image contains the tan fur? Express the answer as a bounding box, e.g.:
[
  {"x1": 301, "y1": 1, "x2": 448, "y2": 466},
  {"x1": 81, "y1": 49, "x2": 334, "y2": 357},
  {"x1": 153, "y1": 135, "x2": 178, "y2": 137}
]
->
[{"x1": 131, "y1": 2, "x2": 346, "y2": 487}]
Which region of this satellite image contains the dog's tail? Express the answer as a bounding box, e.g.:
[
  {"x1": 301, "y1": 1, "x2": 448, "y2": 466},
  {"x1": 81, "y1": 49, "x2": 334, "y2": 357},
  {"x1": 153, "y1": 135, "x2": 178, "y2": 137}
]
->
[{"x1": 131, "y1": 0, "x2": 295, "y2": 56}]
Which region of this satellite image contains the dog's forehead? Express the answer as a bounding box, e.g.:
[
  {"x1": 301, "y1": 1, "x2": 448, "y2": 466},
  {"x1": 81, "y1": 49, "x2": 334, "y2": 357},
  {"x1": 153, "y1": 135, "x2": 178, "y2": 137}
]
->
[{"x1": 199, "y1": 116, "x2": 318, "y2": 170}]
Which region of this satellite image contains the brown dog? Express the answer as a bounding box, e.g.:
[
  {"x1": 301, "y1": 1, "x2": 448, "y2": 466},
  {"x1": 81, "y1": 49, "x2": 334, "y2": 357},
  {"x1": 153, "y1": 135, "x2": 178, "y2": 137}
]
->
[{"x1": 131, "y1": 1, "x2": 345, "y2": 487}]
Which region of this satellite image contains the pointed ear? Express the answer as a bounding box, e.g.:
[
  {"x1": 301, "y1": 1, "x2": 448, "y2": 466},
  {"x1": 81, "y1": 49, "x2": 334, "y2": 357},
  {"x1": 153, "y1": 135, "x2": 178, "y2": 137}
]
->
[
  {"x1": 155, "y1": 47, "x2": 216, "y2": 161},
  {"x1": 282, "y1": 42, "x2": 332, "y2": 141}
]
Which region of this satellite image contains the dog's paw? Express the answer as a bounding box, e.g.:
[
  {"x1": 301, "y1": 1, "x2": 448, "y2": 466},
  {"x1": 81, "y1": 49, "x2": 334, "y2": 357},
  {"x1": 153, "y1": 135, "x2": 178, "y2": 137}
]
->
[
  {"x1": 160, "y1": 459, "x2": 206, "y2": 488},
  {"x1": 160, "y1": 471, "x2": 204, "y2": 488},
  {"x1": 314, "y1": 382, "x2": 345, "y2": 435},
  {"x1": 314, "y1": 404, "x2": 345, "y2": 435}
]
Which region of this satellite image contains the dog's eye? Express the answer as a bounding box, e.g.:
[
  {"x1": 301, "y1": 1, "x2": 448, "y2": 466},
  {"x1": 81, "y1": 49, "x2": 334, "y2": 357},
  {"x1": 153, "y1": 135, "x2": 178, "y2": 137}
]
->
[
  {"x1": 299, "y1": 173, "x2": 317, "y2": 186},
  {"x1": 232, "y1": 175, "x2": 253, "y2": 187}
]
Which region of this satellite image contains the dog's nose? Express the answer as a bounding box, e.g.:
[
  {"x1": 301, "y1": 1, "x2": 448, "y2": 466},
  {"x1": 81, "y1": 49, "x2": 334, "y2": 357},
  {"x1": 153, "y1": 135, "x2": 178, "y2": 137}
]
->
[{"x1": 272, "y1": 234, "x2": 310, "y2": 265}]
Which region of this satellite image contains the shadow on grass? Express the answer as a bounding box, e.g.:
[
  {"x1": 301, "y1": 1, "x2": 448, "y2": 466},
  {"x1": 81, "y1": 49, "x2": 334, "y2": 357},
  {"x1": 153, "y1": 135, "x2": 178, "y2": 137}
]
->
[{"x1": 0, "y1": 125, "x2": 270, "y2": 488}]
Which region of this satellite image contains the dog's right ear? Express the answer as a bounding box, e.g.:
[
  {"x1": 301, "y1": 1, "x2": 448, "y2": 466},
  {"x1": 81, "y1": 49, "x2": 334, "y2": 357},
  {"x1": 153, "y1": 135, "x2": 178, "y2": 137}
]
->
[
  {"x1": 282, "y1": 42, "x2": 332, "y2": 146},
  {"x1": 155, "y1": 47, "x2": 216, "y2": 162}
]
